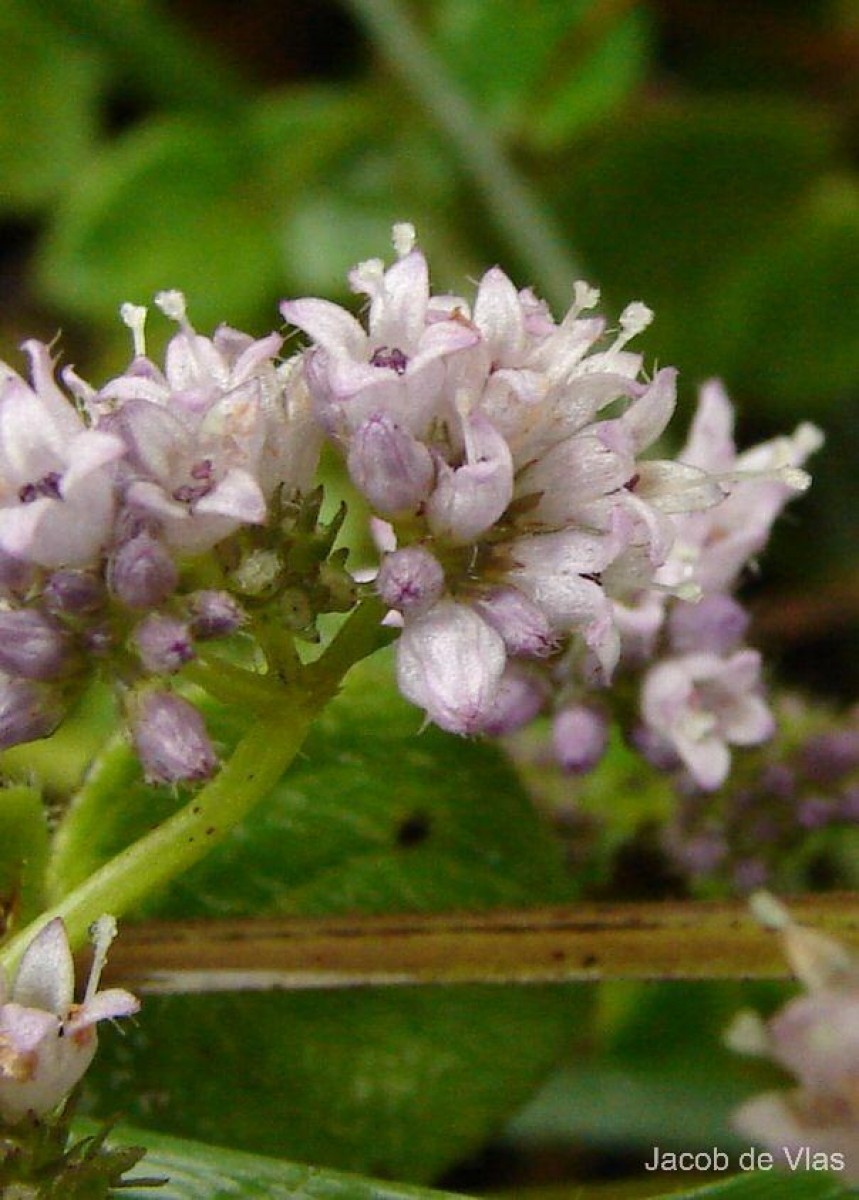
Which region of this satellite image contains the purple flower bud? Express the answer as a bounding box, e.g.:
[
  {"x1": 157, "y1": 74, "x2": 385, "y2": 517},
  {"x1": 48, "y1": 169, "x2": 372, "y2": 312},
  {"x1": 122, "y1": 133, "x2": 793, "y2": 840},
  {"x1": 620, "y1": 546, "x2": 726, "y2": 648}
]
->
[
  {"x1": 133, "y1": 613, "x2": 194, "y2": 674},
  {"x1": 733, "y1": 857, "x2": 768, "y2": 892},
  {"x1": 759, "y1": 762, "x2": 796, "y2": 801},
  {"x1": 347, "y1": 414, "x2": 435, "y2": 516},
  {"x1": 131, "y1": 691, "x2": 217, "y2": 785},
  {"x1": 396, "y1": 601, "x2": 507, "y2": 734},
  {"x1": 671, "y1": 830, "x2": 728, "y2": 877},
  {"x1": 108, "y1": 533, "x2": 178, "y2": 610},
  {"x1": 801, "y1": 729, "x2": 859, "y2": 784},
  {"x1": 552, "y1": 706, "x2": 609, "y2": 774},
  {"x1": 0, "y1": 548, "x2": 35, "y2": 594},
  {"x1": 0, "y1": 610, "x2": 77, "y2": 681},
  {"x1": 376, "y1": 547, "x2": 445, "y2": 615},
  {"x1": 477, "y1": 664, "x2": 548, "y2": 735},
  {"x1": 188, "y1": 590, "x2": 246, "y2": 639},
  {"x1": 668, "y1": 594, "x2": 749, "y2": 656},
  {"x1": 473, "y1": 587, "x2": 556, "y2": 658},
  {"x1": 797, "y1": 794, "x2": 835, "y2": 830},
  {"x1": 0, "y1": 678, "x2": 65, "y2": 750},
  {"x1": 43, "y1": 570, "x2": 106, "y2": 614}
]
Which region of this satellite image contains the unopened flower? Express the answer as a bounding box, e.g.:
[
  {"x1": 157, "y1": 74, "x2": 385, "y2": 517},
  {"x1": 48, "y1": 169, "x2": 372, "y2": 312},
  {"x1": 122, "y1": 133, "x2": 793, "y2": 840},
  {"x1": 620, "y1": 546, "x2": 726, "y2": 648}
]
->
[
  {"x1": 552, "y1": 705, "x2": 609, "y2": 774},
  {"x1": 130, "y1": 690, "x2": 218, "y2": 785},
  {"x1": 0, "y1": 677, "x2": 65, "y2": 751},
  {"x1": 0, "y1": 610, "x2": 78, "y2": 681},
  {"x1": 0, "y1": 916, "x2": 138, "y2": 1123}
]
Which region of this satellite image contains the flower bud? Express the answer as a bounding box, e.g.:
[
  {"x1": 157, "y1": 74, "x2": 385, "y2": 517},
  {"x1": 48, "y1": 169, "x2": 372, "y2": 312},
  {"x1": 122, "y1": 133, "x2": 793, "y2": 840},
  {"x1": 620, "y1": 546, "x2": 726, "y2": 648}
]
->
[
  {"x1": 377, "y1": 547, "x2": 445, "y2": 615},
  {"x1": 133, "y1": 613, "x2": 194, "y2": 674},
  {"x1": 477, "y1": 665, "x2": 548, "y2": 736},
  {"x1": 668, "y1": 594, "x2": 749, "y2": 656},
  {"x1": 188, "y1": 590, "x2": 246, "y2": 639},
  {"x1": 0, "y1": 678, "x2": 65, "y2": 750},
  {"x1": 552, "y1": 705, "x2": 609, "y2": 774},
  {"x1": 347, "y1": 414, "x2": 435, "y2": 516},
  {"x1": 0, "y1": 548, "x2": 35, "y2": 594},
  {"x1": 130, "y1": 691, "x2": 217, "y2": 785},
  {"x1": 0, "y1": 610, "x2": 77, "y2": 681},
  {"x1": 44, "y1": 569, "x2": 106, "y2": 614},
  {"x1": 473, "y1": 587, "x2": 555, "y2": 658},
  {"x1": 108, "y1": 533, "x2": 178, "y2": 610}
]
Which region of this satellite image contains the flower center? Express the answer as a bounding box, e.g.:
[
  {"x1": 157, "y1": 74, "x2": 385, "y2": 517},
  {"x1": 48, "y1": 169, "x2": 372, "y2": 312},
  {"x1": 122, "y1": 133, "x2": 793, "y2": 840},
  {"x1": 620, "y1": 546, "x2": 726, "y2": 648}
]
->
[
  {"x1": 370, "y1": 346, "x2": 408, "y2": 375},
  {"x1": 172, "y1": 459, "x2": 215, "y2": 504},
  {"x1": 18, "y1": 471, "x2": 62, "y2": 504}
]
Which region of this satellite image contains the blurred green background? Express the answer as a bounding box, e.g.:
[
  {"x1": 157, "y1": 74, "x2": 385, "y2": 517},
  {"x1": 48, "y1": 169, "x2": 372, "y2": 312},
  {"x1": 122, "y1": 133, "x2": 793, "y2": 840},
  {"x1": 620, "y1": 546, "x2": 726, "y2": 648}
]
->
[
  {"x1": 1, "y1": 4, "x2": 858, "y2": 1192},
  {"x1": 1, "y1": 0, "x2": 856, "y2": 697}
]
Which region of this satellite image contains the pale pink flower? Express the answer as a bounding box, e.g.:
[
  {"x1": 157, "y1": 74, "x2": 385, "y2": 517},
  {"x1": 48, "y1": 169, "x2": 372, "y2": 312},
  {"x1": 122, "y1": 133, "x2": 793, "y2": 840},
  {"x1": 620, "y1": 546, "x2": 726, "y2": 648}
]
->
[{"x1": 0, "y1": 917, "x2": 138, "y2": 1123}]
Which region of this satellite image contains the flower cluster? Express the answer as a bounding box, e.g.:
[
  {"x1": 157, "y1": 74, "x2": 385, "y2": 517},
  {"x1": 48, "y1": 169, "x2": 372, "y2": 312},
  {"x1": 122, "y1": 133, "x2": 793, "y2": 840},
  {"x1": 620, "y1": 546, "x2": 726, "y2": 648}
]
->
[
  {"x1": 663, "y1": 699, "x2": 859, "y2": 891},
  {"x1": 0, "y1": 916, "x2": 137, "y2": 1123},
  {"x1": 284, "y1": 225, "x2": 819, "y2": 787},
  {"x1": 0, "y1": 295, "x2": 323, "y2": 782},
  {"x1": 728, "y1": 893, "x2": 859, "y2": 1180}
]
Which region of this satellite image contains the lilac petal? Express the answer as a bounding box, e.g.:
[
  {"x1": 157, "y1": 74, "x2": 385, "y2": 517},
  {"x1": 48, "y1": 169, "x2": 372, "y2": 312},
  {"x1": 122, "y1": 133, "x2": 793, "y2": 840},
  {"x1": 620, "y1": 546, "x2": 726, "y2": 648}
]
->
[
  {"x1": 59, "y1": 430, "x2": 124, "y2": 497},
  {"x1": 681, "y1": 379, "x2": 737, "y2": 472},
  {"x1": 634, "y1": 460, "x2": 724, "y2": 513},
  {"x1": 0, "y1": 498, "x2": 54, "y2": 560},
  {"x1": 194, "y1": 468, "x2": 267, "y2": 524},
  {"x1": 12, "y1": 919, "x2": 74, "y2": 1016},
  {"x1": 230, "y1": 332, "x2": 283, "y2": 383},
  {"x1": 0, "y1": 386, "x2": 67, "y2": 482},
  {"x1": 164, "y1": 330, "x2": 228, "y2": 392},
  {"x1": 408, "y1": 318, "x2": 481, "y2": 372},
  {"x1": 66, "y1": 988, "x2": 140, "y2": 1033},
  {"x1": 473, "y1": 267, "x2": 526, "y2": 364},
  {"x1": 369, "y1": 249, "x2": 430, "y2": 351},
  {"x1": 280, "y1": 298, "x2": 367, "y2": 359},
  {"x1": 0, "y1": 1001, "x2": 58, "y2": 1056},
  {"x1": 21, "y1": 341, "x2": 82, "y2": 441},
  {"x1": 396, "y1": 602, "x2": 506, "y2": 734},
  {"x1": 622, "y1": 367, "x2": 678, "y2": 452},
  {"x1": 426, "y1": 411, "x2": 513, "y2": 544}
]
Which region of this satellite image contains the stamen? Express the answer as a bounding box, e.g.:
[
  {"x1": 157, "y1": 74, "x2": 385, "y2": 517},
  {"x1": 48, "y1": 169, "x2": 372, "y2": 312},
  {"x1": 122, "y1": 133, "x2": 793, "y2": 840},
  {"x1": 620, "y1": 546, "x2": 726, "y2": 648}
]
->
[
  {"x1": 85, "y1": 914, "x2": 118, "y2": 1002},
  {"x1": 120, "y1": 303, "x2": 148, "y2": 358},
  {"x1": 154, "y1": 289, "x2": 188, "y2": 325},
  {"x1": 392, "y1": 222, "x2": 416, "y2": 258}
]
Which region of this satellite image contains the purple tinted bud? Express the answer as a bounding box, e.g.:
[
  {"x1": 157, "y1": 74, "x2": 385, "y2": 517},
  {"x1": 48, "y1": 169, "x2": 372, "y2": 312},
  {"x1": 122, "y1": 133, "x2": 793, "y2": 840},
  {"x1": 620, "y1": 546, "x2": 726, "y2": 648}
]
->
[
  {"x1": 44, "y1": 570, "x2": 106, "y2": 614},
  {"x1": 797, "y1": 794, "x2": 835, "y2": 830},
  {"x1": 477, "y1": 665, "x2": 548, "y2": 736},
  {"x1": 671, "y1": 830, "x2": 728, "y2": 876},
  {"x1": 108, "y1": 534, "x2": 178, "y2": 610},
  {"x1": 733, "y1": 857, "x2": 768, "y2": 892},
  {"x1": 0, "y1": 610, "x2": 77, "y2": 681},
  {"x1": 133, "y1": 613, "x2": 194, "y2": 674},
  {"x1": 631, "y1": 723, "x2": 682, "y2": 772},
  {"x1": 188, "y1": 590, "x2": 246, "y2": 639},
  {"x1": 347, "y1": 414, "x2": 435, "y2": 516},
  {"x1": 0, "y1": 678, "x2": 64, "y2": 749},
  {"x1": 0, "y1": 549, "x2": 35, "y2": 594},
  {"x1": 668, "y1": 594, "x2": 749, "y2": 656},
  {"x1": 552, "y1": 706, "x2": 609, "y2": 774},
  {"x1": 801, "y1": 729, "x2": 859, "y2": 784},
  {"x1": 131, "y1": 691, "x2": 217, "y2": 785},
  {"x1": 760, "y1": 763, "x2": 796, "y2": 801},
  {"x1": 376, "y1": 547, "x2": 445, "y2": 615},
  {"x1": 473, "y1": 587, "x2": 555, "y2": 658}
]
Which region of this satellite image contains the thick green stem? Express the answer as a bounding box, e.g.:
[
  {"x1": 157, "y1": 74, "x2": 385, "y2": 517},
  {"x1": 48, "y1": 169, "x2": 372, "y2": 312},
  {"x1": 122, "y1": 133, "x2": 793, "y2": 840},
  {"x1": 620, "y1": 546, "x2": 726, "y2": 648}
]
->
[{"x1": 0, "y1": 710, "x2": 312, "y2": 975}]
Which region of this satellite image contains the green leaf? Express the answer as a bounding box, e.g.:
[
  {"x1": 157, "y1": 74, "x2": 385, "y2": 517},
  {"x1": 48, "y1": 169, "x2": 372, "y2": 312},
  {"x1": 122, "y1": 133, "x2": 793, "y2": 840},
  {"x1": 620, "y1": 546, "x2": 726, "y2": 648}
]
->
[
  {"x1": 77, "y1": 1120, "x2": 469, "y2": 1199},
  {"x1": 0, "y1": 0, "x2": 105, "y2": 212},
  {"x1": 37, "y1": 115, "x2": 282, "y2": 332},
  {"x1": 80, "y1": 651, "x2": 584, "y2": 1182}
]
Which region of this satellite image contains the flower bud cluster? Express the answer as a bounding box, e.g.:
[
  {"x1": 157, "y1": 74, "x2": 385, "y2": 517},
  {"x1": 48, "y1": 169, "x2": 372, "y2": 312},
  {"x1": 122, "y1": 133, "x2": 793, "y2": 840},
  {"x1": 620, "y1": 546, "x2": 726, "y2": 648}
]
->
[
  {"x1": 662, "y1": 699, "x2": 859, "y2": 891},
  {"x1": 0, "y1": 296, "x2": 322, "y2": 783},
  {"x1": 728, "y1": 894, "x2": 859, "y2": 1180},
  {"x1": 283, "y1": 227, "x2": 819, "y2": 785}
]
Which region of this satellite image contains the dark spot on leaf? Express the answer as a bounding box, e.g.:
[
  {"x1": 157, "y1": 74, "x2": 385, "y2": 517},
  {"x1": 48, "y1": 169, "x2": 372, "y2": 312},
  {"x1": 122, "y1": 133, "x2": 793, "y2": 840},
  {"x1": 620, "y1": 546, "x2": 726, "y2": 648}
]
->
[{"x1": 396, "y1": 811, "x2": 431, "y2": 847}]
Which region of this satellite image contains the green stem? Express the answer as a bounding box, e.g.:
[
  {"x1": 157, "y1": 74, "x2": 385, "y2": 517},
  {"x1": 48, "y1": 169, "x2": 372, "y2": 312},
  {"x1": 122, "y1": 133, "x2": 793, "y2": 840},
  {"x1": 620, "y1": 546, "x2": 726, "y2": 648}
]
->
[
  {"x1": 0, "y1": 710, "x2": 312, "y2": 975},
  {"x1": 343, "y1": 0, "x2": 582, "y2": 309}
]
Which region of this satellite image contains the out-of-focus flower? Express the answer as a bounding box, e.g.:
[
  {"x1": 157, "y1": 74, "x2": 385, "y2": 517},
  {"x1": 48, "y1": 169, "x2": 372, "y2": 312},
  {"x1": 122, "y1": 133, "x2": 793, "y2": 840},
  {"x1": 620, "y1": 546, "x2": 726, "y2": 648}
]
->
[
  {"x1": 0, "y1": 916, "x2": 138, "y2": 1124},
  {"x1": 728, "y1": 893, "x2": 859, "y2": 1180}
]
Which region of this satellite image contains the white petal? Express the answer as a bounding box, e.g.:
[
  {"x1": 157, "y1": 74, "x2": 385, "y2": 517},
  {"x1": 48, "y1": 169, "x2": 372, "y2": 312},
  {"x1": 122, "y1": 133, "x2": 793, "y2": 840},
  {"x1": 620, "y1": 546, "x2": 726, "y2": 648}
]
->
[{"x1": 12, "y1": 919, "x2": 74, "y2": 1016}]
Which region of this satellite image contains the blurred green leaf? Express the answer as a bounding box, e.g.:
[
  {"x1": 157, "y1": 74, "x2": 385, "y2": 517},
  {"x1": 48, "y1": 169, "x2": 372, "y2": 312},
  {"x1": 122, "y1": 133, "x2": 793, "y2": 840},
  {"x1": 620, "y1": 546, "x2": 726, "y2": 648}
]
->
[
  {"x1": 0, "y1": 0, "x2": 105, "y2": 212},
  {"x1": 37, "y1": 115, "x2": 282, "y2": 331},
  {"x1": 554, "y1": 98, "x2": 839, "y2": 390},
  {"x1": 80, "y1": 651, "x2": 584, "y2": 1181},
  {"x1": 77, "y1": 1120, "x2": 468, "y2": 1199}
]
